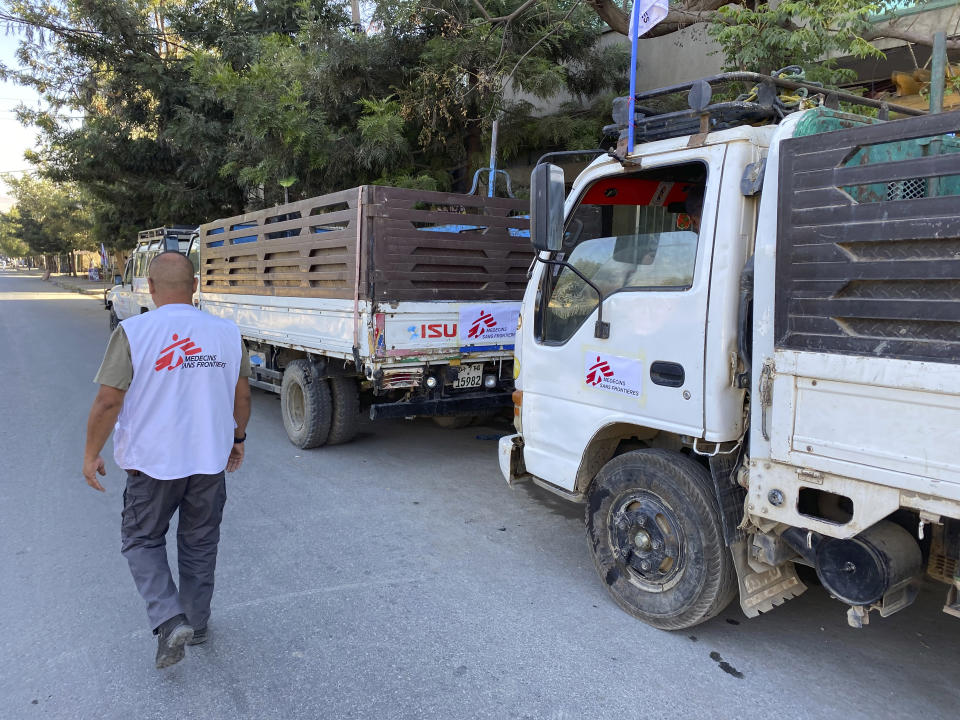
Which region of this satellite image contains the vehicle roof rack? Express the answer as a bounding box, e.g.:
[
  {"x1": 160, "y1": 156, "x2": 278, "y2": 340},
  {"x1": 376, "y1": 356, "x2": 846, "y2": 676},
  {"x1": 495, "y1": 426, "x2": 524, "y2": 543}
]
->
[
  {"x1": 603, "y1": 72, "x2": 925, "y2": 147},
  {"x1": 137, "y1": 225, "x2": 197, "y2": 244}
]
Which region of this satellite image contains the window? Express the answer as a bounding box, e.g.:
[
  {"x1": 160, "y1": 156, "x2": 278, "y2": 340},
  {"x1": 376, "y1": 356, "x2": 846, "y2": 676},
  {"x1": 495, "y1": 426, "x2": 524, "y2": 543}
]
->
[
  {"x1": 187, "y1": 239, "x2": 199, "y2": 274},
  {"x1": 537, "y1": 161, "x2": 707, "y2": 344},
  {"x1": 122, "y1": 258, "x2": 133, "y2": 285}
]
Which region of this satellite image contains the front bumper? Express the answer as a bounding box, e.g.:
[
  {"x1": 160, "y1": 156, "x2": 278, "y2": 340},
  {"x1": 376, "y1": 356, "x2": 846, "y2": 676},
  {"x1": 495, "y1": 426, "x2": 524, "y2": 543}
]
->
[
  {"x1": 498, "y1": 433, "x2": 530, "y2": 485},
  {"x1": 369, "y1": 390, "x2": 512, "y2": 420}
]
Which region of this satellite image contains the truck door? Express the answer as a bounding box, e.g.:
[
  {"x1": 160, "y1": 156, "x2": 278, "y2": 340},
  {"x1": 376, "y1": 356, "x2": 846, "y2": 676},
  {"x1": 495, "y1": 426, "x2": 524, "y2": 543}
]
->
[
  {"x1": 112, "y1": 257, "x2": 135, "y2": 319},
  {"x1": 521, "y1": 146, "x2": 726, "y2": 491},
  {"x1": 132, "y1": 248, "x2": 158, "y2": 312},
  {"x1": 187, "y1": 235, "x2": 200, "y2": 306}
]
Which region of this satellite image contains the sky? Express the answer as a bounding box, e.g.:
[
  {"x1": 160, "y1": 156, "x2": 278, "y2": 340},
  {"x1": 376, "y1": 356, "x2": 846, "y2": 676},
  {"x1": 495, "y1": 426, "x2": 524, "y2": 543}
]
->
[
  {"x1": 0, "y1": 27, "x2": 52, "y2": 212},
  {"x1": 0, "y1": 29, "x2": 45, "y2": 210}
]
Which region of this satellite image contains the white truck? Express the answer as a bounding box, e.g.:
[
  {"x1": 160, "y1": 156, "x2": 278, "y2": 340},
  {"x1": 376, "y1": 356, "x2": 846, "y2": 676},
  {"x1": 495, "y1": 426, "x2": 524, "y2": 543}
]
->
[
  {"x1": 194, "y1": 185, "x2": 530, "y2": 446},
  {"x1": 501, "y1": 73, "x2": 960, "y2": 629},
  {"x1": 106, "y1": 226, "x2": 197, "y2": 327}
]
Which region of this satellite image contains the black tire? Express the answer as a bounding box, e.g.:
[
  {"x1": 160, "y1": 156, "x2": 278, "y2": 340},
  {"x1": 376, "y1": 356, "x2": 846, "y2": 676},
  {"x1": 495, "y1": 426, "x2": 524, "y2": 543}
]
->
[
  {"x1": 109, "y1": 310, "x2": 119, "y2": 331},
  {"x1": 327, "y1": 376, "x2": 360, "y2": 445},
  {"x1": 280, "y1": 359, "x2": 332, "y2": 449},
  {"x1": 432, "y1": 415, "x2": 474, "y2": 429},
  {"x1": 586, "y1": 449, "x2": 736, "y2": 630}
]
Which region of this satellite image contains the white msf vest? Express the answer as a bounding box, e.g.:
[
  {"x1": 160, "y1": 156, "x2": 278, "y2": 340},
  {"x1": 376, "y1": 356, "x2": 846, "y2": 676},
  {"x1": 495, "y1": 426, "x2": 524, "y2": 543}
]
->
[{"x1": 114, "y1": 304, "x2": 242, "y2": 480}]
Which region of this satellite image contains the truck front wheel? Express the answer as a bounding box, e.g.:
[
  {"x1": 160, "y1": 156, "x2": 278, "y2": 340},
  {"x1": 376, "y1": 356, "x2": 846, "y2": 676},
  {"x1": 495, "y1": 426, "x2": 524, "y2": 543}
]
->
[
  {"x1": 586, "y1": 449, "x2": 736, "y2": 630},
  {"x1": 280, "y1": 359, "x2": 332, "y2": 449}
]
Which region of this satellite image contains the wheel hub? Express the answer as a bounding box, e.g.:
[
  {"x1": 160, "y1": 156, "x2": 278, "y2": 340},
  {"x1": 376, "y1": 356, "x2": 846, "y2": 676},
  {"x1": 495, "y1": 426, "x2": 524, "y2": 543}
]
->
[{"x1": 610, "y1": 491, "x2": 684, "y2": 588}]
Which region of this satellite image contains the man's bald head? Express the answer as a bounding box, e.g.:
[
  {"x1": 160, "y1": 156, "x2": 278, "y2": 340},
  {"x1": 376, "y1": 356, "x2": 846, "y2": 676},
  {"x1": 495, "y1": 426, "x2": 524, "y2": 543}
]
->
[{"x1": 148, "y1": 251, "x2": 197, "y2": 305}]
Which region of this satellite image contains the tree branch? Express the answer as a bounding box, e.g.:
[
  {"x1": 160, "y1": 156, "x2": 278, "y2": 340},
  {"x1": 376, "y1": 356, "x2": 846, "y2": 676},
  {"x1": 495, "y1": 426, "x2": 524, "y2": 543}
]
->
[
  {"x1": 584, "y1": 0, "x2": 960, "y2": 50},
  {"x1": 862, "y1": 25, "x2": 960, "y2": 52},
  {"x1": 503, "y1": 0, "x2": 582, "y2": 87},
  {"x1": 473, "y1": 0, "x2": 542, "y2": 26},
  {"x1": 471, "y1": 0, "x2": 492, "y2": 22},
  {"x1": 583, "y1": 0, "x2": 727, "y2": 37}
]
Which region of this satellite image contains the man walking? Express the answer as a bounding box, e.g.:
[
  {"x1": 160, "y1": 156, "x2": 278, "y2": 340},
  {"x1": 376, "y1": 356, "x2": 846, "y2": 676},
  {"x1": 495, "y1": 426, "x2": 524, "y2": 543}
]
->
[{"x1": 82, "y1": 251, "x2": 252, "y2": 669}]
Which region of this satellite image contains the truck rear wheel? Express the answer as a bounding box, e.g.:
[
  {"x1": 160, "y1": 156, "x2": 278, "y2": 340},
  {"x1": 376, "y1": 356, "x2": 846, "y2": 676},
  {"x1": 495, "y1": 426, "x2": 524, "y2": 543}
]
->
[
  {"x1": 586, "y1": 449, "x2": 736, "y2": 630},
  {"x1": 280, "y1": 359, "x2": 332, "y2": 449},
  {"x1": 327, "y1": 376, "x2": 360, "y2": 445}
]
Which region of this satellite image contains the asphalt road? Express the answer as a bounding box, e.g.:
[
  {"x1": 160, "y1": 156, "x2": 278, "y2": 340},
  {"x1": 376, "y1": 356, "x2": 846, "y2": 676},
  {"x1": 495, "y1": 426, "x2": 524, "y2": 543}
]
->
[{"x1": 1, "y1": 270, "x2": 958, "y2": 720}]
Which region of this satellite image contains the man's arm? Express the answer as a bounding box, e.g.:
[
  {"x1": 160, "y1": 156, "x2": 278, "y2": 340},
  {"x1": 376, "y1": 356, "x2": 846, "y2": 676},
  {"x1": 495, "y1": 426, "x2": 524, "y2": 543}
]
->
[
  {"x1": 83, "y1": 385, "x2": 126, "y2": 491},
  {"x1": 227, "y1": 376, "x2": 251, "y2": 473}
]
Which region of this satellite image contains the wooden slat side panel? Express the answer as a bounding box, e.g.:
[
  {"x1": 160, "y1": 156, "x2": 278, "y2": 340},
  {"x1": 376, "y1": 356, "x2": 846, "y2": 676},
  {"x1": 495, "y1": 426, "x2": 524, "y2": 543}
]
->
[
  {"x1": 370, "y1": 189, "x2": 532, "y2": 302},
  {"x1": 198, "y1": 186, "x2": 370, "y2": 298},
  {"x1": 775, "y1": 110, "x2": 960, "y2": 364},
  {"x1": 198, "y1": 185, "x2": 535, "y2": 303}
]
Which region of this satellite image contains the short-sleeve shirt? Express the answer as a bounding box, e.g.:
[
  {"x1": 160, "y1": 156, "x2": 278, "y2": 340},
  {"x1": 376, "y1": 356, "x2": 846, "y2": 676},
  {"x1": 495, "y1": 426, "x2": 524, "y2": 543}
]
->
[{"x1": 95, "y1": 325, "x2": 252, "y2": 390}]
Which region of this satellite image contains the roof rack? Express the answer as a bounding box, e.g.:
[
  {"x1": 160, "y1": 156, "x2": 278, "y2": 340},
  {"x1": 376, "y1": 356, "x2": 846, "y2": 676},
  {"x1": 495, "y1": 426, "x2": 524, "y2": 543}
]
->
[
  {"x1": 603, "y1": 72, "x2": 925, "y2": 147},
  {"x1": 137, "y1": 225, "x2": 197, "y2": 244}
]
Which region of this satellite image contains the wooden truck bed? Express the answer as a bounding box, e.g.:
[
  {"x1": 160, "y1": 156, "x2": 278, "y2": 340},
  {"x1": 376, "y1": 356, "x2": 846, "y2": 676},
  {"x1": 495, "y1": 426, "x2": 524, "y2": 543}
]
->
[{"x1": 197, "y1": 185, "x2": 531, "y2": 303}]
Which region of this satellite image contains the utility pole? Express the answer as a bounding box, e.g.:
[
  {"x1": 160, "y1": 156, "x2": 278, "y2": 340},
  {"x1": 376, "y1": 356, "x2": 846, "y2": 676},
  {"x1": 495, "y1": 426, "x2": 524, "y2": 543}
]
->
[{"x1": 351, "y1": 0, "x2": 362, "y2": 32}]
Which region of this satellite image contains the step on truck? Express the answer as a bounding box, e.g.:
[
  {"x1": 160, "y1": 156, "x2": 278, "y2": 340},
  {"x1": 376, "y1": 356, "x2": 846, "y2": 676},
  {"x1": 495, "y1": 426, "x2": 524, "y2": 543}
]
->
[
  {"x1": 501, "y1": 72, "x2": 960, "y2": 629},
  {"x1": 195, "y1": 185, "x2": 530, "y2": 447}
]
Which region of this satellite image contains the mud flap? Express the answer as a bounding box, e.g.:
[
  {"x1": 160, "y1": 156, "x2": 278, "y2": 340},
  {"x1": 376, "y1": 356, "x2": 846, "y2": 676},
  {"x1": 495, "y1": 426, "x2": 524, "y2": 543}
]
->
[
  {"x1": 945, "y1": 583, "x2": 960, "y2": 619},
  {"x1": 730, "y1": 539, "x2": 807, "y2": 618}
]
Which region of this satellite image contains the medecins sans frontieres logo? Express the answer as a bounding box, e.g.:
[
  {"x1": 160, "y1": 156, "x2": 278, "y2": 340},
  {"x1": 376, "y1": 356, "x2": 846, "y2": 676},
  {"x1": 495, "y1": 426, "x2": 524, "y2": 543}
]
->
[
  {"x1": 155, "y1": 333, "x2": 203, "y2": 372},
  {"x1": 585, "y1": 356, "x2": 614, "y2": 386}
]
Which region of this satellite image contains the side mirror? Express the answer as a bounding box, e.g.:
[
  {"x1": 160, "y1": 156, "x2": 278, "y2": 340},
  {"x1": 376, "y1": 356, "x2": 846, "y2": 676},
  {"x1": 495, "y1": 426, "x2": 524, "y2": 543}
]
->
[
  {"x1": 114, "y1": 274, "x2": 123, "y2": 286},
  {"x1": 530, "y1": 163, "x2": 565, "y2": 253}
]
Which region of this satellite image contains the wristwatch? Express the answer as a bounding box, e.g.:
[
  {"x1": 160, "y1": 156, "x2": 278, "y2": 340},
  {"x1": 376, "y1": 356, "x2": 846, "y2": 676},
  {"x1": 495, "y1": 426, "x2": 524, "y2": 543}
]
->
[{"x1": 234, "y1": 433, "x2": 246, "y2": 444}]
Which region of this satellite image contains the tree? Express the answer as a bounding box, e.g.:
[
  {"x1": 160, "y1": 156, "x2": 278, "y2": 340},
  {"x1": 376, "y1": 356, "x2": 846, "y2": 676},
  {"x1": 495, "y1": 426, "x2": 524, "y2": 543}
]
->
[
  {"x1": 3, "y1": 0, "x2": 244, "y2": 246},
  {"x1": 586, "y1": 0, "x2": 960, "y2": 52},
  {"x1": 7, "y1": 174, "x2": 93, "y2": 272},
  {"x1": 2, "y1": 0, "x2": 627, "y2": 217},
  {"x1": 0, "y1": 210, "x2": 30, "y2": 258},
  {"x1": 177, "y1": 0, "x2": 627, "y2": 198}
]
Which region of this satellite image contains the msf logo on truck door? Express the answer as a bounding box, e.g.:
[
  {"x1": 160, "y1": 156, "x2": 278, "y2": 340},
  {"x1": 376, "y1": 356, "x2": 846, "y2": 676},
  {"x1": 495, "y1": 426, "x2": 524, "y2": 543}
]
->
[
  {"x1": 585, "y1": 356, "x2": 614, "y2": 386},
  {"x1": 584, "y1": 352, "x2": 642, "y2": 398}
]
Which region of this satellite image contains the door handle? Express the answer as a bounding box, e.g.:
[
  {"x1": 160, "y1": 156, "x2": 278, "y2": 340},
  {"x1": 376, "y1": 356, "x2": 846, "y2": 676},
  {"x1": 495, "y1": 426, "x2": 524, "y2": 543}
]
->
[{"x1": 650, "y1": 361, "x2": 685, "y2": 388}]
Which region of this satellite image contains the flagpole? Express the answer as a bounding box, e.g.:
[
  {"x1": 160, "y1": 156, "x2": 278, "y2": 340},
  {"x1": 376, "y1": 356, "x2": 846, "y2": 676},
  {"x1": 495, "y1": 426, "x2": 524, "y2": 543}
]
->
[{"x1": 626, "y1": 1, "x2": 641, "y2": 155}]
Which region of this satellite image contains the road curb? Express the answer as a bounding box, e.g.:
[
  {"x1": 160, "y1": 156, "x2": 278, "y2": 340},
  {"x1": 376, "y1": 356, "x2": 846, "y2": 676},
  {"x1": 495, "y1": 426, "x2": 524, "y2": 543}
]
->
[{"x1": 52, "y1": 279, "x2": 110, "y2": 297}]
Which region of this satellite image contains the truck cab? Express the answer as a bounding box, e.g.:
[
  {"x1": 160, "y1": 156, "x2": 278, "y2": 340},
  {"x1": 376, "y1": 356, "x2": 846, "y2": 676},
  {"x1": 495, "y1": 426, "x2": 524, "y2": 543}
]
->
[
  {"x1": 502, "y1": 74, "x2": 960, "y2": 630},
  {"x1": 105, "y1": 225, "x2": 197, "y2": 327}
]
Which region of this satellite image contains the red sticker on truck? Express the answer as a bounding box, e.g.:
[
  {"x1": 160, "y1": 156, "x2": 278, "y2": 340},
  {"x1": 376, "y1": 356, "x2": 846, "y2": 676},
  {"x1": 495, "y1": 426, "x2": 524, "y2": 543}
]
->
[
  {"x1": 584, "y1": 353, "x2": 642, "y2": 397},
  {"x1": 459, "y1": 304, "x2": 520, "y2": 344}
]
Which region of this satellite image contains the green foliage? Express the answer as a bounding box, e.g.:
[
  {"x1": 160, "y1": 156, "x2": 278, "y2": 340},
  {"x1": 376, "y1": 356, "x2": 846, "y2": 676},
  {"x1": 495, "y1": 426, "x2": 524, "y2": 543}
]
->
[
  {"x1": 709, "y1": 1, "x2": 889, "y2": 87},
  {"x1": 0, "y1": 211, "x2": 30, "y2": 258},
  {"x1": 6, "y1": 174, "x2": 92, "y2": 257},
  {"x1": 5, "y1": 0, "x2": 625, "y2": 234},
  {"x1": 357, "y1": 97, "x2": 410, "y2": 173}
]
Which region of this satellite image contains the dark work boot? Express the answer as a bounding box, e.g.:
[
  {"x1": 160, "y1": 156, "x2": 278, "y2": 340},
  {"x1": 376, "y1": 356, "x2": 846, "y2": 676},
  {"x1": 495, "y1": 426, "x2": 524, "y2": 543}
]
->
[
  {"x1": 187, "y1": 626, "x2": 208, "y2": 645},
  {"x1": 155, "y1": 614, "x2": 194, "y2": 669}
]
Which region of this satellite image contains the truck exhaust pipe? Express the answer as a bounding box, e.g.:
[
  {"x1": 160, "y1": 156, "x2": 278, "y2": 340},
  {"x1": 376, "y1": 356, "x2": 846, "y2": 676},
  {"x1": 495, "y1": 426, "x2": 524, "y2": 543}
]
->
[{"x1": 782, "y1": 521, "x2": 922, "y2": 626}]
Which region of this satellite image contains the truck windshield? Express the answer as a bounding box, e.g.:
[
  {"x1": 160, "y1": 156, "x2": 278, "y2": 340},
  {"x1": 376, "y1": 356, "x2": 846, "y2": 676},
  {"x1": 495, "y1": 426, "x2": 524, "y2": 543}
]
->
[{"x1": 537, "y1": 161, "x2": 707, "y2": 344}]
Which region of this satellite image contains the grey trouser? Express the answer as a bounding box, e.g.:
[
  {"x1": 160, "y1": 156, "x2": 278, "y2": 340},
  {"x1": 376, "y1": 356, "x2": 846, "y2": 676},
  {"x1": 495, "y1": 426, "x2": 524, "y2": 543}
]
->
[{"x1": 121, "y1": 470, "x2": 227, "y2": 632}]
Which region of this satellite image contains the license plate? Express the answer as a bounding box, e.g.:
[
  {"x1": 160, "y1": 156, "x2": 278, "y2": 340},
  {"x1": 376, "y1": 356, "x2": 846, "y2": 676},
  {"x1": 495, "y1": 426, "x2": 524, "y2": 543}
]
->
[{"x1": 453, "y1": 363, "x2": 483, "y2": 389}]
